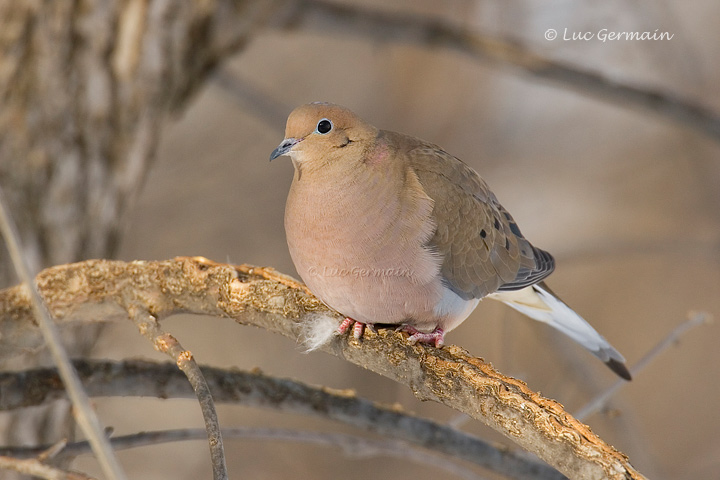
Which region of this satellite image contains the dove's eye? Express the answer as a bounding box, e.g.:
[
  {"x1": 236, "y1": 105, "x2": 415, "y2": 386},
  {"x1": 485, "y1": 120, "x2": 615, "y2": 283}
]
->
[{"x1": 316, "y1": 119, "x2": 333, "y2": 134}]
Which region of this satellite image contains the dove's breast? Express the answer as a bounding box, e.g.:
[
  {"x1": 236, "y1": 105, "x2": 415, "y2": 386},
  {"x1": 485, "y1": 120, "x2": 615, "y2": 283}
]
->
[{"x1": 285, "y1": 159, "x2": 473, "y2": 330}]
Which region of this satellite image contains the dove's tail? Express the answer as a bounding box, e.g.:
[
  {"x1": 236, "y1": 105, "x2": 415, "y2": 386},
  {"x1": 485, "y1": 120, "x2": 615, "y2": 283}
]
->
[{"x1": 489, "y1": 282, "x2": 631, "y2": 380}]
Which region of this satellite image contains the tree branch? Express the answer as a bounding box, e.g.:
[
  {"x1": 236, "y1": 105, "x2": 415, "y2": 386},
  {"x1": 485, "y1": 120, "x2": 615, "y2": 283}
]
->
[
  {"x1": 5, "y1": 428, "x2": 489, "y2": 480},
  {"x1": 0, "y1": 0, "x2": 283, "y2": 462},
  {"x1": 0, "y1": 359, "x2": 562, "y2": 480},
  {"x1": 128, "y1": 308, "x2": 228, "y2": 480},
  {"x1": 0, "y1": 454, "x2": 96, "y2": 480},
  {"x1": 0, "y1": 188, "x2": 126, "y2": 480},
  {"x1": 575, "y1": 311, "x2": 712, "y2": 421},
  {"x1": 0, "y1": 257, "x2": 646, "y2": 479},
  {"x1": 278, "y1": 0, "x2": 720, "y2": 143}
]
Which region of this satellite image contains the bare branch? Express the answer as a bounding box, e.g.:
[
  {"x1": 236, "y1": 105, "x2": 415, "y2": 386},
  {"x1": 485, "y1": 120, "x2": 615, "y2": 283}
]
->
[
  {"x1": 211, "y1": 70, "x2": 291, "y2": 129},
  {"x1": 0, "y1": 188, "x2": 126, "y2": 480},
  {"x1": 5, "y1": 428, "x2": 489, "y2": 480},
  {"x1": 36, "y1": 440, "x2": 70, "y2": 463},
  {"x1": 0, "y1": 359, "x2": 563, "y2": 480},
  {"x1": 0, "y1": 0, "x2": 285, "y2": 459},
  {"x1": 575, "y1": 311, "x2": 712, "y2": 421},
  {"x1": 0, "y1": 455, "x2": 96, "y2": 480},
  {"x1": 0, "y1": 257, "x2": 646, "y2": 479},
  {"x1": 277, "y1": 0, "x2": 720, "y2": 142},
  {"x1": 128, "y1": 307, "x2": 228, "y2": 480}
]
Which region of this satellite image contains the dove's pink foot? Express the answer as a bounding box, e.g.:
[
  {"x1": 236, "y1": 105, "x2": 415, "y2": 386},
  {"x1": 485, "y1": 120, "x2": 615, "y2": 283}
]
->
[
  {"x1": 401, "y1": 326, "x2": 445, "y2": 348},
  {"x1": 337, "y1": 318, "x2": 366, "y2": 339}
]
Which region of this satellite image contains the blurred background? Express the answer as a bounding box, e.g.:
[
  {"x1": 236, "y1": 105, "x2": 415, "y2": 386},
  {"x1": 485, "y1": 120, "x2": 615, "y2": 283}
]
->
[{"x1": 2, "y1": 1, "x2": 719, "y2": 479}]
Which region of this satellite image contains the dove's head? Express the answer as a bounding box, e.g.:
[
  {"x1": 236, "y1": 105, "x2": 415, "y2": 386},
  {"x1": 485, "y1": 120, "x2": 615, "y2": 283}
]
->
[{"x1": 270, "y1": 103, "x2": 378, "y2": 167}]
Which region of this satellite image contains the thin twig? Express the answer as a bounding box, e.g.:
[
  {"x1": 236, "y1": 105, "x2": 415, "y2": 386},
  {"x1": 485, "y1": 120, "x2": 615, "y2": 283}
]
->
[
  {"x1": 128, "y1": 307, "x2": 228, "y2": 480},
  {"x1": 0, "y1": 187, "x2": 127, "y2": 480},
  {"x1": 275, "y1": 0, "x2": 720, "y2": 143},
  {"x1": 211, "y1": 70, "x2": 291, "y2": 129},
  {"x1": 5, "y1": 428, "x2": 488, "y2": 480},
  {"x1": 0, "y1": 455, "x2": 96, "y2": 480},
  {"x1": 575, "y1": 311, "x2": 712, "y2": 421},
  {"x1": 0, "y1": 359, "x2": 564, "y2": 479},
  {"x1": 37, "y1": 439, "x2": 69, "y2": 462}
]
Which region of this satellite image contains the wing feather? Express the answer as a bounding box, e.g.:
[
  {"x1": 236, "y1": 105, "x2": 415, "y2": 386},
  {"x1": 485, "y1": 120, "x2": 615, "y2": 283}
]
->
[{"x1": 402, "y1": 139, "x2": 554, "y2": 299}]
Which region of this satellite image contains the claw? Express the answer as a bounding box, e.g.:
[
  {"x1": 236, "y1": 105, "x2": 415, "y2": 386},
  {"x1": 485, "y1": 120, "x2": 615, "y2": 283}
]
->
[
  {"x1": 401, "y1": 325, "x2": 445, "y2": 348},
  {"x1": 337, "y1": 317, "x2": 354, "y2": 335},
  {"x1": 336, "y1": 317, "x2": 368, "y2": 340},
  {"x1": 353, "y1": 321, "x2": 365, "y2": 339}
]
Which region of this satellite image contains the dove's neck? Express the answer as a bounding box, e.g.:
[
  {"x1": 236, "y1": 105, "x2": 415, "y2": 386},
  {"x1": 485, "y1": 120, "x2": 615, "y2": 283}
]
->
[{"x1": 286, "y1": 156, "x2": 406, "y2": 240}]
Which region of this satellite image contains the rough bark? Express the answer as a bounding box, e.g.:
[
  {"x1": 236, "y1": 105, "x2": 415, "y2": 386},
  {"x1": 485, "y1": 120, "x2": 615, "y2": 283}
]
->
[
  {"x1": 0, "y1": 360, "x2": 564, "y2": 480},
  {"x1": 0, "y1": 0, "x2": 281, "y2": 456},
  {"x1": 0, "y1": 0, "x2": 280, "y2": 282},
  {"x1": 0, "y1": 257, "x2": 646, "y2": 480}
]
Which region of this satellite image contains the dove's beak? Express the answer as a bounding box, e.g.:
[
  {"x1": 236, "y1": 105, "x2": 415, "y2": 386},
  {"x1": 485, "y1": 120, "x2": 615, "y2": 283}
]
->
[{"x1": 270, "y1": 137, "x2": 301, "y2": 161}]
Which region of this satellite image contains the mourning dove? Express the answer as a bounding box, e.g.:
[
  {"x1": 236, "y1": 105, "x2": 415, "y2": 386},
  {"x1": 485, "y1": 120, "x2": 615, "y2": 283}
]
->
[{"x1": 271, "y1": 102, "x2": 631, "y2": 380}]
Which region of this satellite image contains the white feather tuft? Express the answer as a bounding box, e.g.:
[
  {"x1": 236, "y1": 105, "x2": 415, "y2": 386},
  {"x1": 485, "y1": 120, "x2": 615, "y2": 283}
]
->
[{"x1": 299, "y1": 313, "x2": 341, "y2": 352}]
